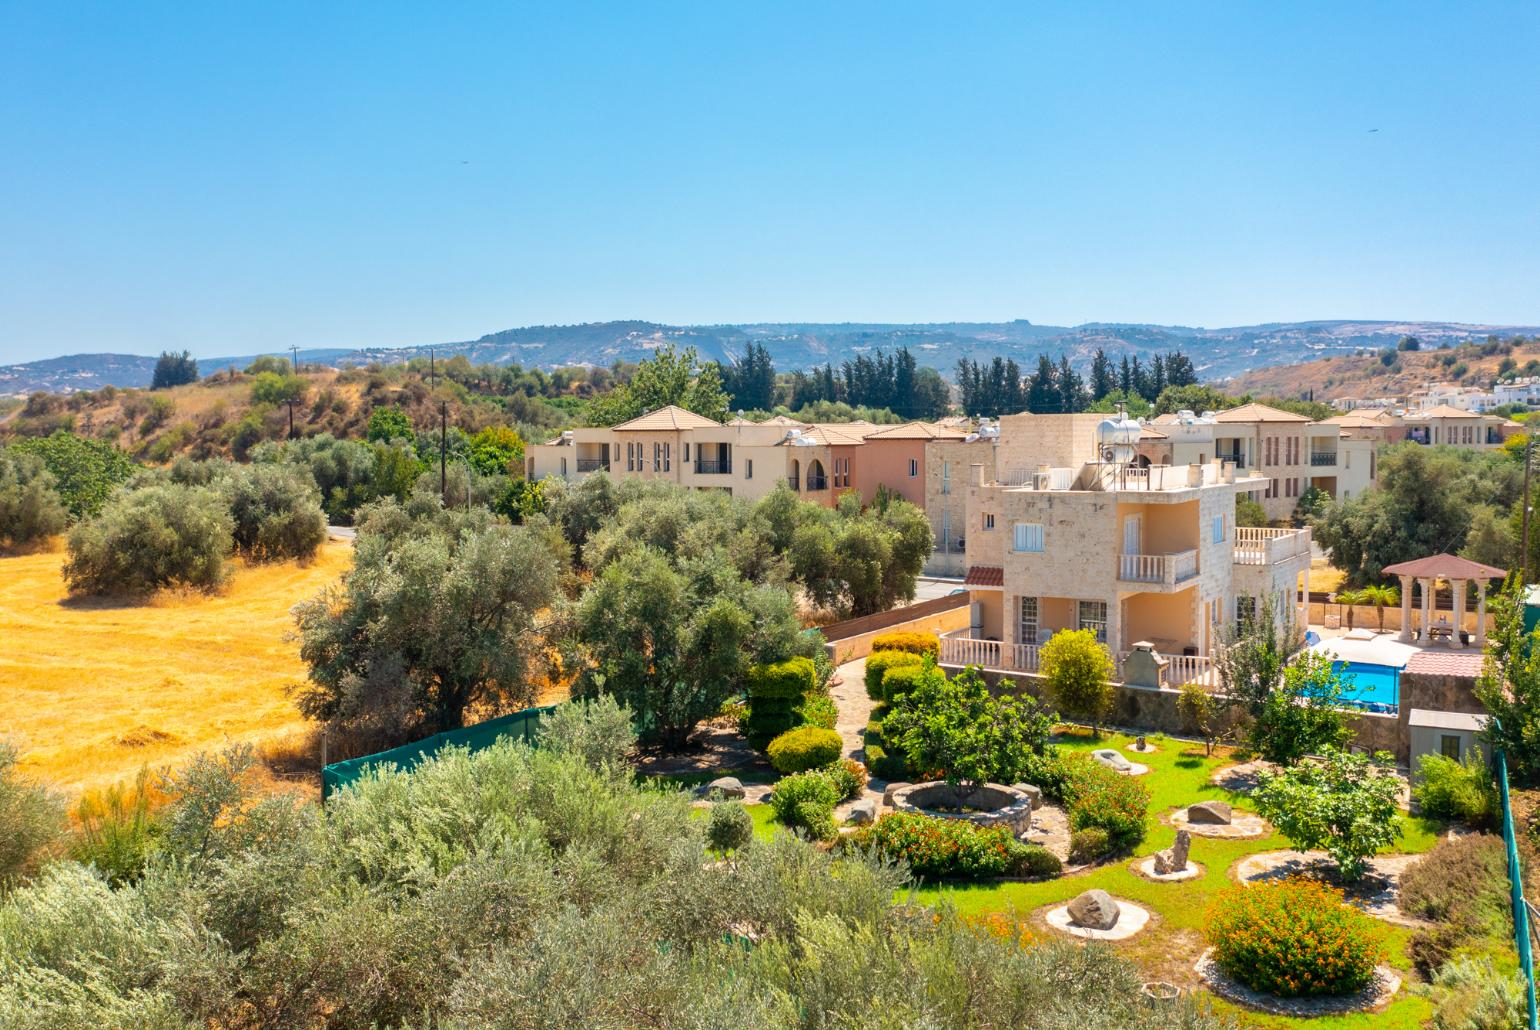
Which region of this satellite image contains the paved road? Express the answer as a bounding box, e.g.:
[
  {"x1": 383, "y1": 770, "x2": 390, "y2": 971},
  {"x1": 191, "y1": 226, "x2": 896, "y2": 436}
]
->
[{"x1": 912, "y1": 576, "x2": 966, "y2": 602}]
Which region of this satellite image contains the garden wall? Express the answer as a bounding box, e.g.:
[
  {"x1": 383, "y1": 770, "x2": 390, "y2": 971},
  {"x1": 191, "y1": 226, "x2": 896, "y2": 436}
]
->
[
  {"x1": 825, "y1": 594, "x2": 971, "y2": 663},
  {"x1": 1306, "y1": 601, "x2": 1494, "y2": 636},
  {"x1": 946, "y1": 664, "x2": 1410, "y2": 763}
]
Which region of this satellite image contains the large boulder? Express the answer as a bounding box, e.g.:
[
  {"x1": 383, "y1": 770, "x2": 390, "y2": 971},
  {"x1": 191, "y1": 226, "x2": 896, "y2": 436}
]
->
[
  {"x1": 848, "y1": 799, "x2": 877, "y2": 825},
  {"x1": 1067, "y1": 889, "x2": 1121, "y2": 931},
  {"x1": 1187, "y1": 800, "x2": 1233, "y2": 825},
  {"x1": 1092, "y1": 749, "x2": 1132, "y2": 772},
  {"x1": 1154, "y1": 829, "x2": 1191, "y2": 874},
  {"x1": 705, "y1": 776, "x2": 746, "y2": 800}
]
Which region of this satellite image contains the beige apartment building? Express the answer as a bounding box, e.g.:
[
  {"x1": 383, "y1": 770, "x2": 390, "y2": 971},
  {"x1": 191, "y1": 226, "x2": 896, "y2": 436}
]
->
[
  {"x1": 525, "y1": 405, "x2": 967, "y2": 510},
  {"x1": 923, "y1": 426, "x2": 998, "y2": 575},
  {"x1": 944, "y1": 413, "x2": 1311, "y2": 688}
]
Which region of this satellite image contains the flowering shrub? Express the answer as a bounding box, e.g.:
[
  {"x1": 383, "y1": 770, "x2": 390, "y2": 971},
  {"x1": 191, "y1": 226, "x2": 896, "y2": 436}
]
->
[
  {"x1": 870, "y1": 632, "x2": 941, "y2": 658},
  {"x1": 821, "y1": 758, "x2": 869, "y2": 801},
  {"x1": 1205, "y1": 879, "x2": 1386, "y2": 997},
  {"x1": 767, "y1": 726, "x2": 843, "y2": 774},
  {"x1": 1051, "y1": 752, "x2": 1149, "y2": 853},
  {"x1": 846, "y1": 812, "x2": 1056, "y2": 880},
  {"x1": 964, "y1": 911, "x2": 1038, "y2": 949}
]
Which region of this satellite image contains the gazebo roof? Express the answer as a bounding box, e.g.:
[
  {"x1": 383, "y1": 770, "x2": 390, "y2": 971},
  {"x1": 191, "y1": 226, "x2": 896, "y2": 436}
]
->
[{"x1": 1381, "y1": 553, "x2": 1506, "y2": 581}]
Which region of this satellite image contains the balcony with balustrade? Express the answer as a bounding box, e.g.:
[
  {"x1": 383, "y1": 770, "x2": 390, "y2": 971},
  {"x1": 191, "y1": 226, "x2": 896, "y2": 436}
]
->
[
  {"x1": 1233, "y1": 525, "x2": 1312, "y2": 567},
  {"x1": 937, "y1": 629, "x2": 1218, "y2": 690},
  {"x1": 1116, "y1": 549, "x2": 1199, "y2": 589}
]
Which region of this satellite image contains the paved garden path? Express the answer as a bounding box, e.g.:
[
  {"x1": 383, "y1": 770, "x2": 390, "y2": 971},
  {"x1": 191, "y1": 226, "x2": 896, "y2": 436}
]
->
[{"x1": 828, "y1": 656, "x2": 890, "y2": 817}]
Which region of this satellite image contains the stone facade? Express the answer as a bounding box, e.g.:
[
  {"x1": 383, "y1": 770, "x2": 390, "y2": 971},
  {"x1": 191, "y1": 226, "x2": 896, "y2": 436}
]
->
[{"x1": 924, "y1": 437, "x2": 996, "y2": 575}]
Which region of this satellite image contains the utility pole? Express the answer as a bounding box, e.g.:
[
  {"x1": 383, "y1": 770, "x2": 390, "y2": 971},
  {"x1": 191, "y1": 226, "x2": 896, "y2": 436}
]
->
[
  {"x1": 429, "y1": 347, "x2": 436, "y2": 389},
  {"x1": 287, "y1": 345, "x2": 300, "y2": 439},
  {"x1": 439, "y1": 401, "x2": 448, "y2": 502},
  {"x1": 1523, "y1": 433, "x2": 1534, "y2": 584}
]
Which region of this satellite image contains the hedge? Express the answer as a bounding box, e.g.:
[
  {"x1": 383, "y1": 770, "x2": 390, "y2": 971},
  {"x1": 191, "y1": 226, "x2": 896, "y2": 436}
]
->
[
  {"x1": 865, "y1": 650, "x2": 924, "y2": 700},
  {"x1": 745, "y1": 657, "x2": 819, "y2": 746},
  {"x1": 870, "y1": 631, "x2": 940, "y2": 658},
  {"x1": 880, "y1": 663, "x2": 927, "y2": 703},
  {"x1": 767, "y1": 726, "x2": 844, "y2": 774}
]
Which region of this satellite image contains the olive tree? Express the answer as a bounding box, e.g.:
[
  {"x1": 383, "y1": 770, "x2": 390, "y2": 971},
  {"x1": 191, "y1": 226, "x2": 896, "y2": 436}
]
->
[
  {"x1": 0, "y1": 448, "x2": 68, "y2": 550},
  {"x1": 63, "y1": 483, "x2": 233, "y2": 595},
  {"x1": 572, "y1": 547, "x2": 805, "y2": 750},
  {"x1": 222, "y1": 463, "x2": 327, "y2": 561},
  {"x1": 292, "y1": 495, "x2": 560, "y2": 743}
]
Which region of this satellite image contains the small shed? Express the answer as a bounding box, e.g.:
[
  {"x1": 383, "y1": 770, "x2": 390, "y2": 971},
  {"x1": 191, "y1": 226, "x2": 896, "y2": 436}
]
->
[{"x1": 1407, "y1": 708, "x2": 1488, "y2": 780}]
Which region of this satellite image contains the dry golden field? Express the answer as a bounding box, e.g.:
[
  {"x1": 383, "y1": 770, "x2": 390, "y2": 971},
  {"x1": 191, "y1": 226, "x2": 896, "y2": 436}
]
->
[{"x1": 0, "y1": 539, "x2": 353, "y2": 794}]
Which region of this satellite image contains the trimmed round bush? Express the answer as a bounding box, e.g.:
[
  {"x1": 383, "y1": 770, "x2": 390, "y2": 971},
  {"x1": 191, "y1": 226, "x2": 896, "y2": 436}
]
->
[
  {"x1": 865, "y1": 650, "x2": 924, "y2": 700},
  {"x1": 870, "y1": 631, "x2": 940, "y2": 658},
  {"x1": 706, "y1": 801, "x2": 754, "y2": 854},
  {"x1": 879, "y1": 662, "x2": 927, "y2": 703},
  {"x1": 767, "y1": 726, "x2": 844, "y2": 774},
  {"x1": 847, "y1": 812, "x2": 1038, "y2": 880},
  {"x1": 1068, "y1": 827, "x2": 1110, "y2": 864},
  {"x1": 746, "y1": 657, "x2": 819, "y2": 746},
  {"x1": 1020, "y1": 844, "x2": 1062, "y2": 878},
  {"x1": 768, "y1": 770, "x2": 839, "y2": 841},
  {"x1": 63, "y1": 483, "x2": 233, "y2": 596},
  {"x1": 1206, "y1": 879, "x2": 1387, "y2": 998}
]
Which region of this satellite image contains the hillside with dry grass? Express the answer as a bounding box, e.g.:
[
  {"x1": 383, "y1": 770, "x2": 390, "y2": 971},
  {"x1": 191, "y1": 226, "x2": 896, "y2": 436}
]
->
[
  {"x1": 0, "y1": 360, "x2": 592, "y2": 464},
  {"x1": 0, "y1": 538, "x2": 355, "y2": 795},
  {"x1": 1221, "y1": 334, "x2": 1540, "y2": 404}
]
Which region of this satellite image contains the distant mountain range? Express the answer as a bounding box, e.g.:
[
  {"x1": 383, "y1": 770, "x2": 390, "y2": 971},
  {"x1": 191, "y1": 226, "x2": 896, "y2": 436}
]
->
[{"x1": 5, "y1": 319, "x2": 1538, "y2": 395}]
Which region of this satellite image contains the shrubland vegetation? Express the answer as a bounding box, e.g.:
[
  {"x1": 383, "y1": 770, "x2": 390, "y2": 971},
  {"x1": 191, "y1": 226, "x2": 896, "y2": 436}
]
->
[
  {"x1": 1206, "y1": 879, "x2": 1387, "y2": 997},
  {"x1": 0, "y1": 708, "x2": 1230, "y2": 1028}
]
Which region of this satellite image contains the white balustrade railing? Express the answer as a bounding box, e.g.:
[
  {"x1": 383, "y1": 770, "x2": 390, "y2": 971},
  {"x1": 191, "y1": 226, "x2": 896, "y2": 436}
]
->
[
  {"x1": 1233, "y1": 526, "x2": 1312, "y2": 566},
  {"x1": 1118, "y1": 549, "x2": 1199, "y2": 585},
  {"x1": 1166, "y1": 653, "x2": 1218, "y2": 688},
  {"x1": 938, "y1": 637, "x2": 1041, "y2": 673}
]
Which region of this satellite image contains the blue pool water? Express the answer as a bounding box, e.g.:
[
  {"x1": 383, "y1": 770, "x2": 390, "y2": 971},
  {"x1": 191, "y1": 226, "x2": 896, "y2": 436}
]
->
[{"x1": 1333, "y1": 660, "x2": 1401, "y2": 711}]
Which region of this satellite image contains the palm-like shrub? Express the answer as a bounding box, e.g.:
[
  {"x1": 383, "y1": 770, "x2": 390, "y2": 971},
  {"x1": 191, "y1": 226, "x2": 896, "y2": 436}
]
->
[{"x1": 1206, "y1": 879, "x2": 1386, "y2": 997}]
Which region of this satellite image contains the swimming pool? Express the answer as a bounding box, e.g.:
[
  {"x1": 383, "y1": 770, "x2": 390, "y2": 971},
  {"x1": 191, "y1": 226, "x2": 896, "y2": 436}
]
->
[{"x1": 1333, "y1": 660, "x2": 1401, "y2": 711}]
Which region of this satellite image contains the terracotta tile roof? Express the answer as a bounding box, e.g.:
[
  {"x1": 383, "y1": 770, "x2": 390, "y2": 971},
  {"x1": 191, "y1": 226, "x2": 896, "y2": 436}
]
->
[
  {"x1": 964, "y1": 565, "x2": 1005, "y2": 587},
  {"x1": 1139, "y1": 425, "x2": 1169, "y2": 440},
  {"x1": 1404, "y1": 650, "x2": 1485, "y2": 679},
  {"x1": 1380, "y1": 553, "x2": 1507, "y2": 580},
  {"x1": 611, "y1": 405, "x2": 723, "y2": 431},
  {"x1": 1212, "y1": 402, "x2": 1314, "y2": 424},
  {"x1": 864, "y1": 421, "x2": 968, "y2": 441},
  {"x1": 1409, "y1": 403, "x2": 1485, "y2": 419},
  {"x1": 777, "y1": 425, "x2": 869, "y2": 447}
]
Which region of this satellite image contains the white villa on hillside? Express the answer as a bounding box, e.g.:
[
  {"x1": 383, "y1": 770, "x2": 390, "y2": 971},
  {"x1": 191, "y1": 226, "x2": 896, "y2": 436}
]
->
[{"x1": 945, "y1": 413, "x2": 1311, "y2": 689}]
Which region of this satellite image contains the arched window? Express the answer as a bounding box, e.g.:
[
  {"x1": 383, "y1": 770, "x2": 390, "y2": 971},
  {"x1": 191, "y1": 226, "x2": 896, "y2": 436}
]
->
[
  {"x1": 789, "y1": 458, "x2": 800, "y2": 491},
  {"x1": 807, "y1": 459, "x2": 827, "y2": 491}
]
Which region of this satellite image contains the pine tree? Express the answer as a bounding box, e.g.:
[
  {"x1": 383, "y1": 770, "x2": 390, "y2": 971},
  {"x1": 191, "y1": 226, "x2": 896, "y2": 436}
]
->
[
  {"x1": 1152, "y1": 354, "x2": 1168, "y2": 398},
  {"x1": 1026, "y1": 355, "x2": 1060, "y2": 413},
  {"x1": 151, "y1": 350, "x2": 199, "y2": 389},
  {"x1": 1002, "y1": 358, "x2": 1025, "y2": 413},
  {"x1": 1057, "y1": 355, "x2": 1086, "y2": 413},
  {"x1": 1090, "y1": 348, "x2": 1115, "y2": 401},
  {"x1": 1119, "y1": 354, "x2": 1133, "y2": 396},
  {"x1": 893, "y1": 348, "x2": 918, "y2": 418},
  {"x1": 1165, "y1": 351, "x2": 1198, "y2": 387}
]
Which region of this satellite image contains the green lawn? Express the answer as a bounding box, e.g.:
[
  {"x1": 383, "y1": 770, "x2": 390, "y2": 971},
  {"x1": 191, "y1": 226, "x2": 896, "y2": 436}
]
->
[{"x1": 911, "y1": 730, "x2": 1442, "y2": 1027}]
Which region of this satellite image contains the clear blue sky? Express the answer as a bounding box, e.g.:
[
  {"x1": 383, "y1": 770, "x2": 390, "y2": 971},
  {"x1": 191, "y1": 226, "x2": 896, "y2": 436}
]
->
[{"x1": 2, "y1": 2, "x2": 1537, "y2": 363}]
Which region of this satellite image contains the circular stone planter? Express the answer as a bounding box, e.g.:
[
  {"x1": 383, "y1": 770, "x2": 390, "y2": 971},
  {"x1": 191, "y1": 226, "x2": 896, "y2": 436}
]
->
[
  {"x1": 1168, "y1": 807, "x2": 1271, "y2": 839},
  {"x1": 1045, "y1": 898, "x2": 1152, "y2": 940},
  {"x1": 889, "y1": 781, "x2": 1033, "y2": 836},
  {"x1": 1194, "y1": 949, "x2": 1401, "y2": 1017}
]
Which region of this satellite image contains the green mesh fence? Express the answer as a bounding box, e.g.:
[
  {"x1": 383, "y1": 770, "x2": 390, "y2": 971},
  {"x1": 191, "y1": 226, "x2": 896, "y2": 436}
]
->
[
  {"x1": 321, "y1": 705, "x2": 555, "y2": 801},
  {"x1": 1496, "y1": 741, "x2": 1540, "y2": 1030}
]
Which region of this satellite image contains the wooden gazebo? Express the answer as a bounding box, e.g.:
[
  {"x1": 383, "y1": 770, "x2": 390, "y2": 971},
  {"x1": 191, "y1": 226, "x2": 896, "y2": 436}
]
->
[{"x1": 1381, "y1": 553, "x2": 1506, "y2": 649}]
